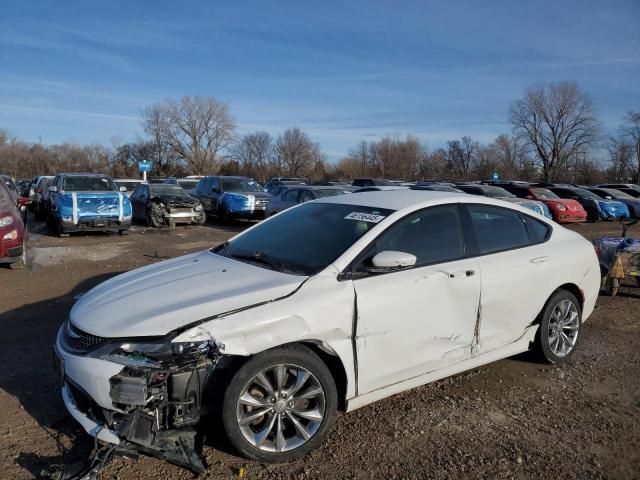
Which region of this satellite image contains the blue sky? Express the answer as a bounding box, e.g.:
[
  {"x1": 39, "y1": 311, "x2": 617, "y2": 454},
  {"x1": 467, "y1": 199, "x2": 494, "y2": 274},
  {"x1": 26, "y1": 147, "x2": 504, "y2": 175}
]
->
[{"x1": 1, "y1": 0, "x2": 639, "y2": 160}]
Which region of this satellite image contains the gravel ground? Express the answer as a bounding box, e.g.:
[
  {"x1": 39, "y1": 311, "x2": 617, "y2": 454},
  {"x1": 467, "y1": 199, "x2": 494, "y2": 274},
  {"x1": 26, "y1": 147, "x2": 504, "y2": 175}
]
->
[{"x1": 0, "y1": 217, "x2": 639, "y2": 479}]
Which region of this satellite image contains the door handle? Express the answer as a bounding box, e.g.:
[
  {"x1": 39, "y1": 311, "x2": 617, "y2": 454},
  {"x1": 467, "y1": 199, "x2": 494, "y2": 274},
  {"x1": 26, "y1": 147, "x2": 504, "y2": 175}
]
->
[
  {"x1": 465, "y1": 269, "x2": 475, "y2": 277},
  {"x1": 449, "y1": 269, "x2": 476, "y2": 278},
  {"x1": 530, "y1": 256, "x2": 549, "y2": 265}
]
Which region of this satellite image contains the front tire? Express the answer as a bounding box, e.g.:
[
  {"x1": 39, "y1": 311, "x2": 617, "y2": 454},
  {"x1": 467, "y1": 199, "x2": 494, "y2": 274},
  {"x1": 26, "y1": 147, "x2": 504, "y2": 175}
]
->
[
  {"x1": 221, "y1": 344, "x2": 337, "y2": 463},
  {"x1": 535, "y1": 290, "x2": 582, "y2": 365}
]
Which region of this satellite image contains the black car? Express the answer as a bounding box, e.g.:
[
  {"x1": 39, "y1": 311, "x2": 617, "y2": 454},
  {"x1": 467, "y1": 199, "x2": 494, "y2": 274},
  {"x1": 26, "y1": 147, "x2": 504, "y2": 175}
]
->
[
  {"x1": 352, "y1": 178, "x2": 395, "y2": 188},
  {"x1": 192, "y1": 176, "x2": 272, "y2": 220},
  {"x1": 585, "y1": 187, "x2": 640, "y2": 219},
  {"x1": 129, "y1": 184, "x2": 206, "y2": 227}
]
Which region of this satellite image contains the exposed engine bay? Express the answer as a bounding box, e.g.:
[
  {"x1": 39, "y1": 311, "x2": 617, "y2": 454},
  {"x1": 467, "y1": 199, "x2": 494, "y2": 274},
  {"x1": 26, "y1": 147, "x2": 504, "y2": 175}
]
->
[{"x1": 146, "y1": 194, "x2": 206, "y2": 228}]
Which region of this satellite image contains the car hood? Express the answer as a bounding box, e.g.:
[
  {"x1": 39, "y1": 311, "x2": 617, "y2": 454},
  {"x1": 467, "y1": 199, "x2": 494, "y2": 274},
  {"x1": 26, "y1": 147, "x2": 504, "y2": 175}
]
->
[
  {"x1": 224, "y1": 191, "x2": 271, "y2": 199},
  {"x1": 542, "y1": 198, "x2": 584, "y2": 211},
  {"x1": 70, "y1": 250, "x2": 307, "y2": 338}
]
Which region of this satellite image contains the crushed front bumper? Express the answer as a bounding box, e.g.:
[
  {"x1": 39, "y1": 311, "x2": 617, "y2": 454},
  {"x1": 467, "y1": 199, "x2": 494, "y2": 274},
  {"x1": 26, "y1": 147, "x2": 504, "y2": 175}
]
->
[{"x1": 61, "y1": 217, "x2": 132, "y2": 232}]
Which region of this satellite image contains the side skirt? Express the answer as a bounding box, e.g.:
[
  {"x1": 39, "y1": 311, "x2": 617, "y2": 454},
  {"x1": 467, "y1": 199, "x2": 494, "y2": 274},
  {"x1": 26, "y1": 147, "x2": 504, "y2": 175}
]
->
[{"x1": 345, "y1": 326, "x2": 538, "y2": 412}]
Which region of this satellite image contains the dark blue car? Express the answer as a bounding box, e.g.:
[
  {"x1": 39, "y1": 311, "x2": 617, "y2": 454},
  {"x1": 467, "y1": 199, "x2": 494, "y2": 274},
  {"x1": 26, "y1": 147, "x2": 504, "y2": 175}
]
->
[{"x1": 586, "y1": 187, "x2": 640, "y2": 219}]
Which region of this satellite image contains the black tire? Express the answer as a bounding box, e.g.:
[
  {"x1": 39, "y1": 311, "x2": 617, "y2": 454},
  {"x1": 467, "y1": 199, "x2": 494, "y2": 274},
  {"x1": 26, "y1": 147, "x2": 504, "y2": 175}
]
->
[
  {"x1": 56, "y1": 220, "x2": 69, "y2": 238},
  {"x1": 535, "y1": 290, "x2": 582, "y2": 365},
  {"x1": 221, "y1": 344, "x2": 337, "y2": 463}
]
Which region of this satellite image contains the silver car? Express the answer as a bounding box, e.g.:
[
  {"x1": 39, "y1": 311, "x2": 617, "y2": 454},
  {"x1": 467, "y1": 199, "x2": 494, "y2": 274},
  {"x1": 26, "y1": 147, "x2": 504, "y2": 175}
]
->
[{"x1": 265, "y1": 186, "x2": 350, "y2": 216}]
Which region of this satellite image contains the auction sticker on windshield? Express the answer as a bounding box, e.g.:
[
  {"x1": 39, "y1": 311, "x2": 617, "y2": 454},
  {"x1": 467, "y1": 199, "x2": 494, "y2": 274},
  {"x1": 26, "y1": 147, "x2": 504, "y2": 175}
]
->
[{"x1": 344, "y1": 212, "x2": 386, "y2": 223}]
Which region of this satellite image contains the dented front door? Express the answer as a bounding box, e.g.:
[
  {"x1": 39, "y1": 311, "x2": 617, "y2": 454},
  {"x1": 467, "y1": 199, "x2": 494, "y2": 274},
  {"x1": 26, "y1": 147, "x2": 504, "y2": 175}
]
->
[{"x1": 353, "y1": 258, "x2": 481, "y2": 395}]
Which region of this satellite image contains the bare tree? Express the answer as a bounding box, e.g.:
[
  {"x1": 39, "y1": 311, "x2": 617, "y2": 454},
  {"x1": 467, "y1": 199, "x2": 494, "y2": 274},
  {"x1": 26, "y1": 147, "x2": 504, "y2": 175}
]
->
[
  {"x1": 274, "y1": 128, "x2": 321, "y2": 177},
  {"x1": 606, "y1": 135, "x2": 633, "y2": 181},
  {"x1": 621, "y1": 111, "x2": 640, "y2": 182},
  {"x1": 510, "y1": 82, "x2": 600, "y2": 181},
  {"x1": 231, "y1": 131, "x2": 274, "y2": 181},
  {"x1": 141, "y1": 104, "x2": 180, "y2": 175},
  {"x1": 163, "y1": 96, "x2": 236, "y2": 175}
]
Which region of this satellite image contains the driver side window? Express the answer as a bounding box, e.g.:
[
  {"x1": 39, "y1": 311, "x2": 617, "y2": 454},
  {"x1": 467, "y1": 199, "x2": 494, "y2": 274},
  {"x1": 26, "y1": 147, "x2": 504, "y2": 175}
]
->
[{"x1": 359, "y1": 205, "x2": 465, "y2": 270}]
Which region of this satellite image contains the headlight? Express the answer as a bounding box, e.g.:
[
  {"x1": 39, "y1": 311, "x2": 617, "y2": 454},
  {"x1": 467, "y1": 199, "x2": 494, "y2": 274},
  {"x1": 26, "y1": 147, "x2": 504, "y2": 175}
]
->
[
  {"x1": 2, "y1": 229, "x2": 18, "y2": 241},
  {"x1": 94, "y1": 339, "x2": 213, "y2": 368},
  {"x1": 554, "y1": 203, "x2": 567, "y2": 211},
  {"x1": 0, "y1": 215, "x2": 14, "y2": 228},
  {"x1": 195, "y1": 204, "x2": 203, "y2": 211}
]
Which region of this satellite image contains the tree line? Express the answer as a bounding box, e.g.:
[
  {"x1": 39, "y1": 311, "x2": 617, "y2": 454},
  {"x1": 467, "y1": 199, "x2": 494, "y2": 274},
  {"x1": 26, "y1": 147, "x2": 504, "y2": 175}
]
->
[{"x1": 1, "y1": 82, "x2": 638, "y2": 184}]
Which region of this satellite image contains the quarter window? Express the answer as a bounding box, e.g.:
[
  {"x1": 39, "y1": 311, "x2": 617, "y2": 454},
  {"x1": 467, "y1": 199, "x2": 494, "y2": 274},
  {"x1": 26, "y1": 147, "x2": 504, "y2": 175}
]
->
[
  {"x1": 284, "y1": 189, "x2": 299, "y2": 202},
  {"x1": 522, "y1": 215, "x2": 551, "y2": 243},
  {"x1": 364, "y1": 205, "x2": 465, "y2": 268},
  {"x1": 467, "y1": 205, "x2": 530, "y2": 254}
]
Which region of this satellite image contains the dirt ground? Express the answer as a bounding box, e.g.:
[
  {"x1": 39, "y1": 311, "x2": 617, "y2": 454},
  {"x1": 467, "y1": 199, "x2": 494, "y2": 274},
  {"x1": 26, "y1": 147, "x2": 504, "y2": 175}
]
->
[{"x1": 1, "y1": 216, "x2": 639, "y2": 479}]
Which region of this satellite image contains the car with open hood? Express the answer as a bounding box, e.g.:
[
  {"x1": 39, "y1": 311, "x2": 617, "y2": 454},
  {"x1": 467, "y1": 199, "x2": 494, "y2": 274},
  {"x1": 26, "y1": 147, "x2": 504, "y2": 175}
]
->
[
  {"x1": 54, "y1": 190, "x2": 600, "y2": 471},
  {"x1": 129, "y1": 183, "x2": 206, "y2": 227}
]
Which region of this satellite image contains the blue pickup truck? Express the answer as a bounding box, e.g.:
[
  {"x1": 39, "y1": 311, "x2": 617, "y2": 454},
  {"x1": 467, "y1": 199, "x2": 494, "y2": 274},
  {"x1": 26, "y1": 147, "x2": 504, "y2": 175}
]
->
[{"x1": 46, "y1": 173, "x2": 133, "y2": 237}]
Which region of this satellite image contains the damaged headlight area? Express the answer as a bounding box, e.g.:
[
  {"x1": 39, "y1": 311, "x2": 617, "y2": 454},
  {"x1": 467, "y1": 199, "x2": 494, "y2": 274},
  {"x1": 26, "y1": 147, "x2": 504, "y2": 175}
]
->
[{"x1": 76, "y1": 335, "x2": 220, "y2": 472}]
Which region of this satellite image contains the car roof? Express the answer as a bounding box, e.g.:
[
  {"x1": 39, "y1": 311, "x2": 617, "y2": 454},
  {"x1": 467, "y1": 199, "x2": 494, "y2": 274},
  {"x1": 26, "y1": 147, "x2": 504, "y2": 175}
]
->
[
  {"x1": 317, "y1": 189, "x2": 475, "y2": 210},
  {"x1": 58, "y1": 172, "x2": 109, "y2": 177}
]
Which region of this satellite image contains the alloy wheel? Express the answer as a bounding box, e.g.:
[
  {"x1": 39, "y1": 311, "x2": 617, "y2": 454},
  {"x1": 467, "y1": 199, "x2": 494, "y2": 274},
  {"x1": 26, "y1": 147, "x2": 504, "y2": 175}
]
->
[
  {"x1": 235, "y1": 363, "x2": 326, "y2": 453},
  {"x1": 548, "y1": 299, "x2": 579, "y2": 357}
]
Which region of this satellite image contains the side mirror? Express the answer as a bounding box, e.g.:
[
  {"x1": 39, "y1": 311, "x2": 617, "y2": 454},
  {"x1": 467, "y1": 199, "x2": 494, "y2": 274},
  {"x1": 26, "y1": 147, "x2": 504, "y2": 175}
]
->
[
  {"x1": 119, "y1": 186, "x2": 127, "y2": 192},
  {"x1": 371, "y1": 251, "x2": 417, "y2": 270},
  {"x1": 17, "y1": 197, "x2": 32, "y2": 207},
  {"x1": 48, "y1": 186, "x2": 58, "y2": 193}
]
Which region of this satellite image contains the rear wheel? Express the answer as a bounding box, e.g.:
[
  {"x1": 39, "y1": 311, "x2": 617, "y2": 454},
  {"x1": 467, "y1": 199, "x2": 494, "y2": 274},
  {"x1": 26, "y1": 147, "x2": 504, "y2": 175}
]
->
[
  {"x1": 535, "y1": 290, "x2": 582, "y2": 365},
  {"x1": 221, "y1": 344, "x2": 337, "y2": 463}
]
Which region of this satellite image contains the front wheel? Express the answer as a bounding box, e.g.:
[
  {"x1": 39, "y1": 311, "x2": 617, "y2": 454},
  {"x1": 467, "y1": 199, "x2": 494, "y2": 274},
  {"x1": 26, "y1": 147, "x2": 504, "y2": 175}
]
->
[
  {"x1": 221, "y1": 344, "x2": 337, "y2": 463},
  {"x1": 535, "y1": 290, "x2": 582, "y2": 365}
]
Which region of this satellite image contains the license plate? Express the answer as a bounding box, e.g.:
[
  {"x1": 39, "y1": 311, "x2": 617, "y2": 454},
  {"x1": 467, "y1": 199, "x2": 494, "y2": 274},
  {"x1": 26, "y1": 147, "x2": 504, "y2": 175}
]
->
[{"x1": 53, "y1": 348, "x2": 65, "y2": 386}]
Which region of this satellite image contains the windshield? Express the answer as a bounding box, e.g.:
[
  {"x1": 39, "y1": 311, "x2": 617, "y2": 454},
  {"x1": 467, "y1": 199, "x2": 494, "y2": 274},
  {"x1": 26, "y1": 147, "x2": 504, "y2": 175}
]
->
[
  {"x1": 574, "y1": 188, "x2": 601, "y2": 200},
  {"x1": 149, "y1": 185, "x2": 191, "y2": 197},
  {"x1": 63, "y1": 176, "x2": 117, "y2": 192},
  {"x1": 314, "y1": 189, "x2": 348, "y2": 198},
  {"x1": 483, "y1": 186, "x2": 515, "y2": 198},
  {"x1": 532, "y1": 188, "x2": 559, "y2": 200},
  {"x1": 116, "y1": 181, "x2": 143, "y2": 189},
  {"x1": 216, "y1": 203, "x2": 394, "y2": 275},
  {"x1": 221, "y1": 178, "x2": 261, "y2": 192},
  {"x1": 178, "y1": 180, "x2": 199, "y2": 190},
  {"x1": 602, "y1": 188, "x2": 633, "y2": 199}
]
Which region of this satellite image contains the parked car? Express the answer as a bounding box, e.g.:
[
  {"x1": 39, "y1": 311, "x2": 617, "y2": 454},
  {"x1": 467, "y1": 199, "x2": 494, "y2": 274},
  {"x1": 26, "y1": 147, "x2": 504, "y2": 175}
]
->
[
  {"x1": 163, "y1": 177, "x2": 201, "y2": 194},
  {"x1": 114, "y1": 179, "x2": 146, "y2": 197},
  {"x1": 265, "y1": 185, "x2": 350, "y2": 216},
  {"x1": 264, "y1": 179, "x2": 307, "y2": 194},
  {"x1": 46, "y1": 173, "x2": 132, "y2": 237},
  {"x1": 499, "y1": 184, "x2": 587, "y2": 223},
  {"x1": 193, "y1": 176, "x2": 271, "y2": 220},
  {"x1": 352, "y1": 178, "x2": 396, "y2": 188},
  {"x1": 598, "y1": 183, "x2": 640, "y2": 194},
  {"x1": 130, "y1": 184, "x2": 206, "y2": 227},
  {"x1": 544, "y1": 186, "x2": 629, "y2": 221},
  {"x1": 456, "y1": 183, "x2": 553, "y2": 219},
  {"x1": 53, "y1": 190, "x2": 600, "y2": 468},
  {"x1": 27, "y1": 175, "x2": 52, "y2": 205},
  {"x1": 0, "y1": 180, "x2": 30, "y2": 269},
  {"x1": 352, "y1": 186, "x2": 408, "y2": 193},
  {"x1": 584, "y1": 187, "x2": 640, "y2": 218},
  {"x1": 1, "y1": 175, "x2": 29, "y2": 223},
  {"x1": 411, "y1": 184, "x2": 464, "y2": 193},
  {"x1": 34, "y1": 177, "x2": 55, "y2": 219}
]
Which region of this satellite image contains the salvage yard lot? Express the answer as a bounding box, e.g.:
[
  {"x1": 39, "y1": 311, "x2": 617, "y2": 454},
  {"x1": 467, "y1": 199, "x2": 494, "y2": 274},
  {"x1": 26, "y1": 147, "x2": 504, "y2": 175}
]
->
[{"x1": 1, "y1": 219, "x2": 639, "y2": 479}]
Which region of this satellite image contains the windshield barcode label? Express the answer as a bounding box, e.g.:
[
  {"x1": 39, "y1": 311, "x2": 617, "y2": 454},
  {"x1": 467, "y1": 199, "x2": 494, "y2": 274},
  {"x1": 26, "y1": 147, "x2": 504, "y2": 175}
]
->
[{"x1": 344, "y1": 212, "x2": 386, "y2": 223}]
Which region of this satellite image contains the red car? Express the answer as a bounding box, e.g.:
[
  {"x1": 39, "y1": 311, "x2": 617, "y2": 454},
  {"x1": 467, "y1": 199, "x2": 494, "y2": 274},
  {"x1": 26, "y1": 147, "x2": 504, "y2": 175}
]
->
[
  {"x1": 500, "y1": 185, "x2": 587, "y2": 223},
  {"x1": 0, "y1": 179, "x2": 30, "y2": 269}
]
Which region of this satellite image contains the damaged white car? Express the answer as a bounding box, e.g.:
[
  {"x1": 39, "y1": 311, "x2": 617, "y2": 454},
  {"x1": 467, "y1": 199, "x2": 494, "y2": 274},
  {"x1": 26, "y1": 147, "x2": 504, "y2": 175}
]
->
[{"x1": 54, "y1": 190, "x2": 600, "y2": 471}]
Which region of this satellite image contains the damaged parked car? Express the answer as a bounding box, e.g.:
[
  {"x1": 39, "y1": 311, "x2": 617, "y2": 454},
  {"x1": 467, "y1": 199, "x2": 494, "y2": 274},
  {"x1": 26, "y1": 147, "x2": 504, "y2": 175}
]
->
[
  {"x1": 54, "y1": 190, "x2": 600, "y2": 473},
  {"x1": 0, "y1": 178, "x2": 30, "y2": 269},
  {"x1": 130, "y1": 184, "x2": 206, "y2": 228}
]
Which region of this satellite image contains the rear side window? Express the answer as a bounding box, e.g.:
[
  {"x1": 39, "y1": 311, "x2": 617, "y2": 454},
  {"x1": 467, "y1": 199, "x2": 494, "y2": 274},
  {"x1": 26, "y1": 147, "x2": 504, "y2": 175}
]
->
[
  {"x1": 467, "y1": 205, "x2": 529, "y2": 254},
  {"x1": 284, "y1": 189, "x2": 299, "y2": 202},
  {"x1": 522, "y1": 215, "x2": 551, "y2": 243}
]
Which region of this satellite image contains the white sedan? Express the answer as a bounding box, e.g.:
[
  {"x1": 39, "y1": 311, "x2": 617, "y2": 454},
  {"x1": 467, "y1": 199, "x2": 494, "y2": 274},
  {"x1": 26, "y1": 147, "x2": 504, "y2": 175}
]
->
[{"x1": 54, "y1": 190, "x2": 600, "y2": 468}]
